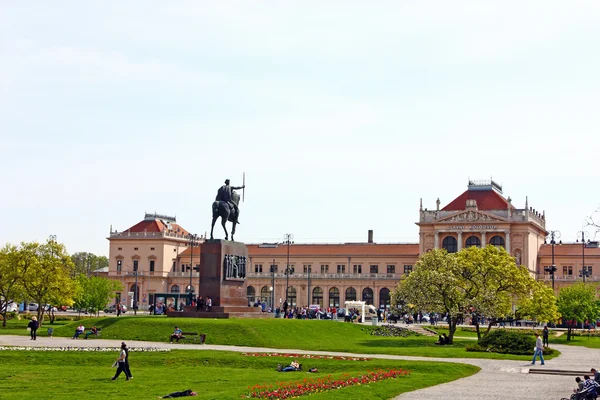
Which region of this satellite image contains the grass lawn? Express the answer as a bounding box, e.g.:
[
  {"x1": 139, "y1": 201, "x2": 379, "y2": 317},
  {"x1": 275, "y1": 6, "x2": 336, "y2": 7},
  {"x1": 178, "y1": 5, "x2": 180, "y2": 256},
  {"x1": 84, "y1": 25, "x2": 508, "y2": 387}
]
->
[
  {"x1": 553, "y1": 334, "x2": 600, "y2": 348},
  {"x1": 0, "y1": 316, "x2": 557, "y2": 360},
  {"x1": 0, "y1": 349, "x2": 479, "y2": 399}
]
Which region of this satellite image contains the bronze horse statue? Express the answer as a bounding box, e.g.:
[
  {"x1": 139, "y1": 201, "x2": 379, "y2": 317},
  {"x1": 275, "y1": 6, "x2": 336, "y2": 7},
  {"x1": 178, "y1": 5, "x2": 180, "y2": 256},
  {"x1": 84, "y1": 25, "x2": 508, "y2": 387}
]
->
[{"x1": 210, "y1": 190, "x2": 239, "y2": 241}]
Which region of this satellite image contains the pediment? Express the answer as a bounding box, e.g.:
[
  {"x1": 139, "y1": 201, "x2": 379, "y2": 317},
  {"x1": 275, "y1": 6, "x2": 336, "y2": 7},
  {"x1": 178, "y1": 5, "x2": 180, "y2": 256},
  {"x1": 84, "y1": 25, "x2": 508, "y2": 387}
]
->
[{"x1": 436, "y1": 210, "x2": 507, "y2": 224}]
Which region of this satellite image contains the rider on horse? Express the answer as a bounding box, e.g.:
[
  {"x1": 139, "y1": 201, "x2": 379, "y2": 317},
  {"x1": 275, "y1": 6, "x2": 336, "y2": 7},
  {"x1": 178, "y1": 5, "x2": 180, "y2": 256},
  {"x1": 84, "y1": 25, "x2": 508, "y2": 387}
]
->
[{"x1": 216, "y1": 179, "x2": 244, "y2": 224}]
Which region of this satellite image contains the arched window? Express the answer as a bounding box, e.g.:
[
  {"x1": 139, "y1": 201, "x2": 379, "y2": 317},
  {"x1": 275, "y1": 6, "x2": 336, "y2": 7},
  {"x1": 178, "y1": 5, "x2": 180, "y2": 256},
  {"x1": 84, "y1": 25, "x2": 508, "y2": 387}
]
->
[
  {"x1": 170, "y1": 285, "x2": 180, "y2": 293},
  {"x1": 379, "y1": 288, "x2": 390, "y2": 309},
  {"x1": 130, "y1": 284, "x2": 140, "y2": 305},
  {"x1": 362, "y1": 287, "x2": 374, "y2": 305},
  {"x1": 287, "y1": 287, "x2": 297, "y2": 307},
  {"x1": 345, "y1": 287, "x2": 356, "y2": 302},
  {"x1": 442, "y1": 236, "x2": 458, "y2": 253},
  {"x1": 465, "y1": 236, "x2": 481, "y2": 248},
  {"x1": 247, "y1": 286, "x2": 256, "y2": 306},
  {"x1": 489, "y1": 235, "x2": 505, "y2": 249},
  {"x1": 329, "y1": 287, "x2": 340, "y2": 308},
  {"x1": 312, "y1": 287, "x2": 323, "y2": 308},
  {"x1": 185, "y1": 285, "x2": 194, "y2": 293},
  {"x1": 260, "y1": 286, "x2": 271, "y2": 306}
]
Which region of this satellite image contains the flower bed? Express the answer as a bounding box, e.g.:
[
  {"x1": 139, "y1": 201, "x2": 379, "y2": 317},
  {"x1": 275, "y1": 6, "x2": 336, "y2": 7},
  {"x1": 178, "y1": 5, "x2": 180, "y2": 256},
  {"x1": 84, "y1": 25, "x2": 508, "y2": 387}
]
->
[
  {"x1": 0, "y1": 346, "x2": 170, "y2": 352},
  {"x1": 368, "y1": 325, "x2": 417, "y2": 337},
  {"x1": 241, "y1": 352, "x2": 370, "y2": 361},
  {"x1": 246, "y1": 369, "x2": 410, "y2": 399}
]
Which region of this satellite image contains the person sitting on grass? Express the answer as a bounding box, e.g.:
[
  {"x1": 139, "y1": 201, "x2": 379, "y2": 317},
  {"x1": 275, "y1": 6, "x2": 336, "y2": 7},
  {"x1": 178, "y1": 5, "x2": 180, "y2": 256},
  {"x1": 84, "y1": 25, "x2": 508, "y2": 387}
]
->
[
  {"x1": 72, "y1": 323, "x2": 85, "y2": 339},
  {"x1": 159, "y1": 389, "x2": 198, "y2": 398},
  {"x1": 278, "y1": 360, "x2": 301, "y2": 372},
  {"x1": 84, "y1": 326, "x2": 98, "y2": 339},
  {"x1": 170, "y1": 326, "x2": 183, "y2": 343}
]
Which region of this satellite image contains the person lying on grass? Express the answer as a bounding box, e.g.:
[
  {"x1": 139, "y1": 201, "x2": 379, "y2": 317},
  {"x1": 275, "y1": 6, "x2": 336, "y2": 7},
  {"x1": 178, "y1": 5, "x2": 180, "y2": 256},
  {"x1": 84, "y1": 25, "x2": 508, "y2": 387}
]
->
[
  {"x1": 278, "y1": 360, "x2": 301, "y2": 372},
  {"x1": 159, "y1": 389, "x2": 198, "y2": 398}
]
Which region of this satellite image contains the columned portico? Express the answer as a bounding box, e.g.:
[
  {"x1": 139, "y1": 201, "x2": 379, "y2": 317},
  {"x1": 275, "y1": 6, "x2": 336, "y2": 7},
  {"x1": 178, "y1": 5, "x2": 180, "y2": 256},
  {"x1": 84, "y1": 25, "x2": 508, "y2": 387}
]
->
[
  {"x1": 505, "y1": 231, "x2": 511, "y2": 253},
  {"x1": 481, "y1": 231, "x2": 486, "y2": 247},
  {"x1": 434, "y1": 231, "x2": 439, "y2": 249},
  {"x1": 457, "y1": 231, "x2": 463, "y2": 251}
]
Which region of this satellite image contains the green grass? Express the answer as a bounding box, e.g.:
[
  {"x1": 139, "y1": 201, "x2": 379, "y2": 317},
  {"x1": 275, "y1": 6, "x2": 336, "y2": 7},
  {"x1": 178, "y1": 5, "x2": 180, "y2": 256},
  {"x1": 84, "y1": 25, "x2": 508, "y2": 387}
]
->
[
  {"x1": 553, "y1": 334, "x2": 600, "y2": 348},
  {"x1": 1, "y1": 317, "x2": 558, "y2": 360},
  {"x1": 0, "y1": 349, "x2": 478, "y2": 400}
]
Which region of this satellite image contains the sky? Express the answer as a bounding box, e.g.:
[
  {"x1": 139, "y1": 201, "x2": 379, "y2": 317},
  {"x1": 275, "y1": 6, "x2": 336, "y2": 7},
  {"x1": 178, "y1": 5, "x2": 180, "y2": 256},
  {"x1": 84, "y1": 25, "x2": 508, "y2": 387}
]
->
[{"x1": 1, "y1": 1, "x2": 600, "y2": 256}]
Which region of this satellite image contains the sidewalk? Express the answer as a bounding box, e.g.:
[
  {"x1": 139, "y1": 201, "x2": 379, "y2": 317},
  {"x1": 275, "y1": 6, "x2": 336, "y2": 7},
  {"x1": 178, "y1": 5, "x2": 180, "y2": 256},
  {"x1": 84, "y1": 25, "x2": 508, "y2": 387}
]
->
[{"x1": 0, "y1": 334, "x2": 592, "y2": 400}]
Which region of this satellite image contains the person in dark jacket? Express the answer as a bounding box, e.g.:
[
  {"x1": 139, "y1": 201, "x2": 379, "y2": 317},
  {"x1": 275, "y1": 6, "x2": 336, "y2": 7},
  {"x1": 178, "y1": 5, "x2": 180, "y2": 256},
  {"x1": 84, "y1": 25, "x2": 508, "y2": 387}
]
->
[
  {"x1": 27, "y1": 317, "x2": 39, "y2": 340},
  {"x1": 111, "y1": 342, "x2": 131, "y2": 381},
  {"x1": 161, "y1": 389, "x2": 197, "y2": 398},
  {"x1": 123, "y1": 343, "x2": 133, "y2": 379}
]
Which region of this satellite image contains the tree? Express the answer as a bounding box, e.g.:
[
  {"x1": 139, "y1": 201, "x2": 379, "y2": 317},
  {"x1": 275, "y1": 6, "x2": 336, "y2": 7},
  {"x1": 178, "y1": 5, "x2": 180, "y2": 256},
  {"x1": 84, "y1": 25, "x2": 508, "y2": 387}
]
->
[
  {"x1": 557, "y1": 282, "x2": 600, "y2": 341},
  {"x1": 454, "y1": 246, "x2": 535, "y2": 339},
  {"x1": 517, "y1": 281, "x2": 561, "y2": 324},
  {"x1": 73, "y1": 275, "x2": 122, "y2": 317},
  {"x1": 0, "y1": 244, "x2": 25, "y2": 327},
  {"x1": 392, "y1": 249, "x2": 466, "y2": 343},
  {"x1": 71, "y1": 252, "x2": 97, "y2": 277},
  {"x1": 21, "y1": 240, "x2": 77, "y2": 326}
]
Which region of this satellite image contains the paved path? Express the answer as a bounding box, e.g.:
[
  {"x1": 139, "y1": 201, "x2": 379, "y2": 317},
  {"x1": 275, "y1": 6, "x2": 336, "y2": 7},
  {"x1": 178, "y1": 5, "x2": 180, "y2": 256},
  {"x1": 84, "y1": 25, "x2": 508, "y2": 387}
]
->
[{"x1": 0, "y1": 335, "x2": 592, "y2": 400}]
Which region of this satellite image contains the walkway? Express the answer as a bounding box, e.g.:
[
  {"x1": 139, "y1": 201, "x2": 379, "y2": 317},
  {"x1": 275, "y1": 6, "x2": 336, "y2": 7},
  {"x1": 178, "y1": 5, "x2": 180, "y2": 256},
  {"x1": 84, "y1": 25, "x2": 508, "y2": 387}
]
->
[{"x1": 0, "y1": 335, "x2": 591, "y2": 400}]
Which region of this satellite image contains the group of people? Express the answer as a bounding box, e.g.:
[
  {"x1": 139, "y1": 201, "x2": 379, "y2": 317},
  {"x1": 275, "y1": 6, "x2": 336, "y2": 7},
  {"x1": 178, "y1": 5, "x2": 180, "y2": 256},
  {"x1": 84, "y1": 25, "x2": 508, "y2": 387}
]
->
[
  {"x1": 195, "y1": 296, "x2": 212, "y2": 312},
  {"x1": 112, "y1": 342, "x2": 133, "y2": 381},
  {"x1": 570, "y1": 369, "x2": 600, "y2": 400},
  {"x1": 71, "y1": 324, "x2": 99, "y2": 339}
]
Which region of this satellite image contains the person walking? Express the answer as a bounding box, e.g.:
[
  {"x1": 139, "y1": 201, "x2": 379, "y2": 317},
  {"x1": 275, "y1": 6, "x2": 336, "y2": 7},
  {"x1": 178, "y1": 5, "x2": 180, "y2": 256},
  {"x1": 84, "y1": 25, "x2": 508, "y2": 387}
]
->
[
  {"x1": 27, "y1": 316, "x2": 38, "y2": 340},
  {"x1": 542, "y1": 325, "x2": 549, "y2": 347},
  {"x1": 123, "y1": 342, "x2": 133, "y2": 379},
  {"x1": 111, "y1": 342, "x2": 131, "y2": 380},
  {"x1": 531, "y1": 333, "x2": 545, "y2": 365}
]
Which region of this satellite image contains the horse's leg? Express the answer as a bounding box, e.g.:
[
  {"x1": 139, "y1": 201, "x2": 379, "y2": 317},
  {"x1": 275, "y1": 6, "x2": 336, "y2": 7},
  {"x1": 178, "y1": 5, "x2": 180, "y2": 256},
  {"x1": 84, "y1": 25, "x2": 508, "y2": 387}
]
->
[
  {"x1": 210, "y1": 215, "x2": 218, "y2": 240},
  {"x1": 222, "y1": 216, "x2": 228, "y2": 241},
  {"x1": 231, "y1": 221, "x2": 236, "y2": 242}
]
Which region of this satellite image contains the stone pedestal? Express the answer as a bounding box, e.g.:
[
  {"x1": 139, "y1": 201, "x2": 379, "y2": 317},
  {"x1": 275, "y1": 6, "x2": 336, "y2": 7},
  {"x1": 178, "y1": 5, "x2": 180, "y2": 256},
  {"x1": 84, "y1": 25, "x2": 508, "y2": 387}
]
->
[{"x1": 169, "y1": 239, "x2": 267, "y2": 319}]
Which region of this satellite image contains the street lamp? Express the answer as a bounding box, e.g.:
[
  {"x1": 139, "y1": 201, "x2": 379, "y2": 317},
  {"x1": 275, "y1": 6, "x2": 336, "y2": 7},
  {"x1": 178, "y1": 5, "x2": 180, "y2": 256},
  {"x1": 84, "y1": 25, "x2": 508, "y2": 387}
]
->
[
  {"x1": 307, "y1": 265, "x2": 311, "y2": 306},
  {"x1": 283, "y1": 234, "x2": 294, "y2": 304},
  {"x1": 133, "y1": 269, "x2": 138, "y2": 315},
  {"x1": 544, "y1": 230, "x2": 560, "y2": 289},
  {"x1": 271, "y1": 258, "x2": 276, "y2": 315},
  {"x1": 188, "y1": 234, "x2": 199, "y2": 306},
  {"x1": 577, "y1": 231, "x2": 590, "y2": 282}
]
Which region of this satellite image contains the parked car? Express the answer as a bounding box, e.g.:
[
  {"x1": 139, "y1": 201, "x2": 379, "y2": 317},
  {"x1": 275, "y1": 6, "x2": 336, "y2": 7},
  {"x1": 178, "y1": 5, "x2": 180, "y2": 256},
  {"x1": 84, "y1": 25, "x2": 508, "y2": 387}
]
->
[
  {"x1": 104, "y1": 304, "x2": 127, "y2": 313},
  {"x1": 27, "y1": 303, "x2": 39, "y2": 312},
  {"x1": 1, "y1": 301, "x2": 18, "y2": 313},
  {"x1": 44, "y1": 305, "x2": 58, "y2": 312},
  {"x1": 56, "y1": 305, "x2": 68, "y2": 312}
]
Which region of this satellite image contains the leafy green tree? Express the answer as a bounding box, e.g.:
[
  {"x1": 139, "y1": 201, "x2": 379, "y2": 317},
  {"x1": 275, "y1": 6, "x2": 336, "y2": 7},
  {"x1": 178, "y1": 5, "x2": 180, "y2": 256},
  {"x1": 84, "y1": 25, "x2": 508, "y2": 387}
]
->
[
  {"x1": 557, "y1": 282, "x2": 600, "y2": 341},
  {"x1": 455, "y1": 246, "x2": 535, "y2": 339},
  {"x1": 73, "y1": 275, "x2": 122, "y2": 317},
  {"x1": 0, "y1": 244, "x2": 25, "y2": 327},
  {"x1": 517, "y1": 281, "x2": 561, "y2": 324},
  {"x1": 392, "y1": 249, "x2": 465, "y2": 343},
  {"x1": 21, "y1": 240, "x2": 77, "y2": 326},
  {"x1": 71, "y1": 252, "x2": 97, "y2": 277}
]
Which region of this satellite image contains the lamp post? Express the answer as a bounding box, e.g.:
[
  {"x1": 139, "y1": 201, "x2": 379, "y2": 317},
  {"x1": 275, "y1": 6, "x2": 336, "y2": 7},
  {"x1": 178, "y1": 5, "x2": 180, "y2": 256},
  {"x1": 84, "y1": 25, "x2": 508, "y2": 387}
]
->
[
  {"x1": 283, "y1": 234, "x2": 294, "y2": 304},
  {"x1": 307, "y1": 265, "x2": 311, "y2": 306},
  {"x1": 134, "y1": 269, "x2": 138, "y2": 315},
  {"x1": 271, "y1": 258, "x2": 276, "y2": 314},
  {"x1": 188, "y1": 234, "x2": 199, "y2": 306},
  {"x1": 544, "y1": 230, "x2": 560, "y2": 290},
  {"x1": 578, "y1": 230, "x2": 590, "y2": 282}
]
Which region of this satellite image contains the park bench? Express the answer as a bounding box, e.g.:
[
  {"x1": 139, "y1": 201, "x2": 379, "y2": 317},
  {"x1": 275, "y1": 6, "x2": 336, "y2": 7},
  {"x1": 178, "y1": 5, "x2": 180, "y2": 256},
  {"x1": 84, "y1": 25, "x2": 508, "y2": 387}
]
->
[{"x1": 179, "y1": 332, "x2": 206, "y2": 344}]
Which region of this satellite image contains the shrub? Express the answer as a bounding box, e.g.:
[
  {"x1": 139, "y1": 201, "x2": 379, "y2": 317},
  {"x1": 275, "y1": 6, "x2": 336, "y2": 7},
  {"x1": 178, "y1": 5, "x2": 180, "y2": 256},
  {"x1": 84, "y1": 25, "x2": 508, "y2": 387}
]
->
[
  {"x1": 366, "y1": 325, "x2": 419, "y2": 337},
  {"x1": 467, "y1": 330, "x2": 552, "y2": 355}
]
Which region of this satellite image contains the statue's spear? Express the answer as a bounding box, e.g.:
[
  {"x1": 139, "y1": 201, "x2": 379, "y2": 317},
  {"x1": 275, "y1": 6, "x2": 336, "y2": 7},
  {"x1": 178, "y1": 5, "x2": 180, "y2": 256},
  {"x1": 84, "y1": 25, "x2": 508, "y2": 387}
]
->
[{"x1": 242, "y1": 172, "x2": 245, "y2": 202}]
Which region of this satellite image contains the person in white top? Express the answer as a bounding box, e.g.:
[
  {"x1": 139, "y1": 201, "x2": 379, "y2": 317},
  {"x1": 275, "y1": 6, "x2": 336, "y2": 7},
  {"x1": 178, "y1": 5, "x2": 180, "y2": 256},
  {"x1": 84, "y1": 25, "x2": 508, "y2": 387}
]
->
[{"x1": 531, "y1": 333, "x2": 545, "y2": 365}]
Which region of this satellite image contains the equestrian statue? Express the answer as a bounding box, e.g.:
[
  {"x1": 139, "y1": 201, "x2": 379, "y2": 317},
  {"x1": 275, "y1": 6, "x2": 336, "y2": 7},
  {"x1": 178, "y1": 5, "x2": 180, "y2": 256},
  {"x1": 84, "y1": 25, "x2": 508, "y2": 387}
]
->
[{"x1": 211, "y1": 178, "x2": 245, "y2": 241}]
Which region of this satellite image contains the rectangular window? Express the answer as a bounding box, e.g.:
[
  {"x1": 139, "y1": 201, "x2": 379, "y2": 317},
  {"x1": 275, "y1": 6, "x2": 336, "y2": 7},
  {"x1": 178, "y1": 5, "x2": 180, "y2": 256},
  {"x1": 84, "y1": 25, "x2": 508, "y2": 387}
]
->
[
  {"x1": 118, "y1": 247, "x2": 122, "y2": 251},
  {"x1": 387, "y1": 265, "x2": 395, "y2": 274},
  {"x1": 150, "y1": 247, "x2": 155, "y2": 251},
  {"x1": 172, "y1": 261, "x2": 176, "y2": 271},
  {"x1": 254, "y1": 264, "x2": 263, "y2": 273},
  {"x1": 149, "y1": 260, "x2": 155, "y2": 272},
  {"x1": 303, "y1": 264, "x2": 312, "y2": 273},
  {"x1": 117, "y1": 260, "x2": 122, "y2": 272},
  {"x1": 337, "y1": 264, "x2": 345, "y2": 273},
  {"x1": 321, "y1": 264, "x2": 329, "y2": 273},
  {"x1": 270, "y1": 264, "x2": 277, "y2": 273},
  {"x1": 182, "y1": 264, "x2": 186, "y2": 273},
  {"x1": 563, "y1": 266, "x2": 573, "y2": 276},
  {"x1": 353, "y1": 264, "x2": 362, "y2": 274},
  {"x1": 194, "y1": 264, "x2": 200, "y2": 272},
  {"x1": 134, "y1": 247, "x2": 138, "y2": 251},
  {"x1": 133, "y1": 260, "x2": 139, "y2": 271},
  {"x1": 583, "y1": 265, "x2": 592, "y2": 275},
  {"x1": 370, "y1": 265, "x2": 378, "y2": 274},
  {"x1": 404, "y1": 265, "x2": 413, "y2": 274}
]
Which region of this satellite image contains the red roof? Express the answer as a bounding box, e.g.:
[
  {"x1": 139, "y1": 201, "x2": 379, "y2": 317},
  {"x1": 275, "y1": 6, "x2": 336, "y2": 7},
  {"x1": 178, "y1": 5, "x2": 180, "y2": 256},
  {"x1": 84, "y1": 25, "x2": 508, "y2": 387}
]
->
[
  {"x1": 538, "y1": 243, "x2": 600, "y2": 257},
  {"x1": 247, "y1": 243, "x2": 419, "y2": 257},
  {"x1": 442, "y1": 189, "x2": 513, "y2": 211},
  {"x1": 125, "y1": 219, "x2": 189, "y2": 236}
]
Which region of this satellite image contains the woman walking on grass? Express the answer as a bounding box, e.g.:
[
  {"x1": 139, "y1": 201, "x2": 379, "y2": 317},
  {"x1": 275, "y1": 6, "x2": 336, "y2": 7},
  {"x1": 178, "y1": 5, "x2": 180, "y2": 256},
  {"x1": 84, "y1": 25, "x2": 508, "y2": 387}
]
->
[{"x1": 111, "y1": 342, "x2": 131, "y2": 381}]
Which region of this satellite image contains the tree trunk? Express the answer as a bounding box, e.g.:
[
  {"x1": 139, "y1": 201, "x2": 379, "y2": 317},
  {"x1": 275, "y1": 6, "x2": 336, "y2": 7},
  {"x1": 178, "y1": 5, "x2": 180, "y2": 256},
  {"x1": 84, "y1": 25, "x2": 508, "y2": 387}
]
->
[
  {"x1": 567, "y1": 326, "x2": 572, "y2": 341},
  {"x1": 448, "y1": 315, "x2": 458, "y2": 344},
  {"x1": 485, "y1": 318, "x2": 497, "y2": 335},
  {"x1": 1, "y1": 311, "x2": 6, "y2": 327},
  {"x1": 474, "y1": 315, "x2": 481, "y2": 340}
]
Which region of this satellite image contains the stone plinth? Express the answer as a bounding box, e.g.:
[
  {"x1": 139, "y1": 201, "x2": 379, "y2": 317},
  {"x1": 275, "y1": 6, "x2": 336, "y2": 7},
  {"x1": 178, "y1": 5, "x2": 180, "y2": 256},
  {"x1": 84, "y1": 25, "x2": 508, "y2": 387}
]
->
[{"x1": 168, "y1": 239, "x2": 265, "y2": 319}]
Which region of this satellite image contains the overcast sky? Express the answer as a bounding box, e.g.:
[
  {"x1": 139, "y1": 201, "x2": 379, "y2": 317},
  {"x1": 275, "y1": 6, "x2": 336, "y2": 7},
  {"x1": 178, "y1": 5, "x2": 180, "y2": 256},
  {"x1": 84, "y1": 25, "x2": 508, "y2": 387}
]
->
[{"x1": 2, "y1": 1, "x2": 600, "y2": 256}]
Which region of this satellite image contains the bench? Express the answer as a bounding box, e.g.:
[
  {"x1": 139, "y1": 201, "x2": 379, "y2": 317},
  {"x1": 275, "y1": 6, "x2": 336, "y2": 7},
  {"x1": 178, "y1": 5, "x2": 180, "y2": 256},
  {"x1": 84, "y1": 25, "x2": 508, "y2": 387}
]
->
[
  {"x1": 83, "y1": 329, "x2": 101, "y2": 339},
  {"x1": 178, "y1": 332, "x2": 206, "y2": 344}
]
